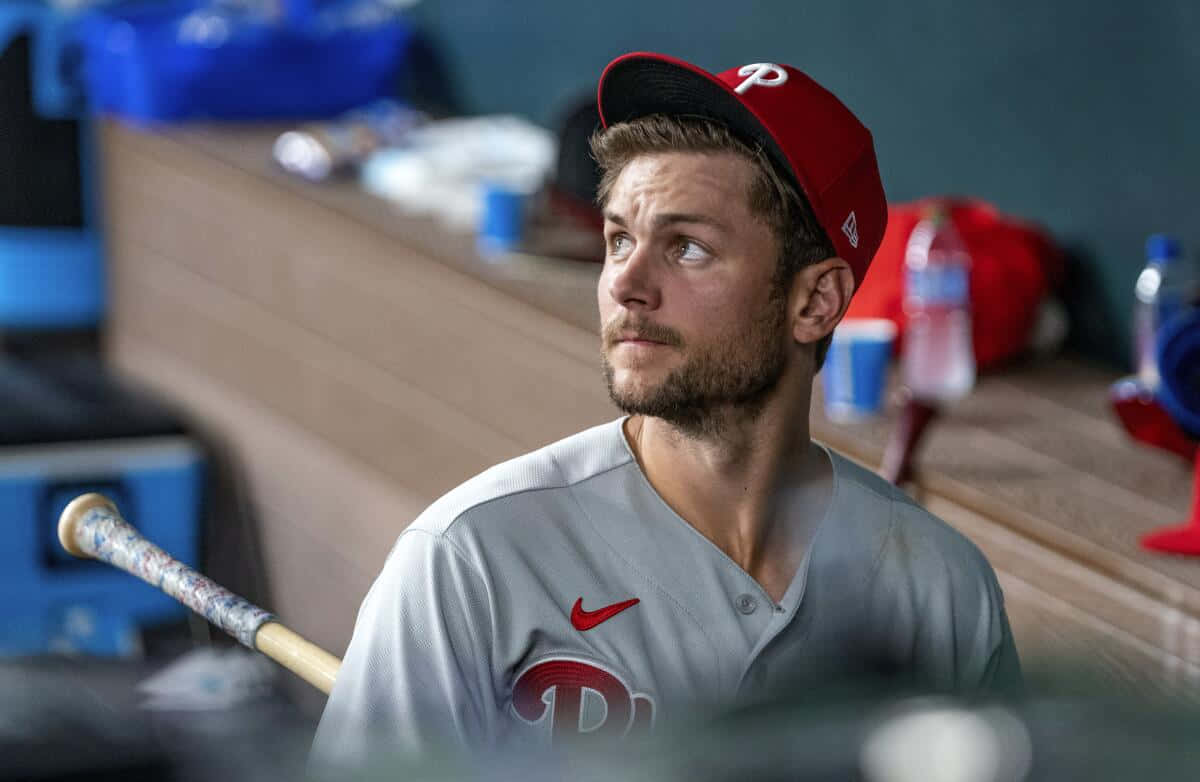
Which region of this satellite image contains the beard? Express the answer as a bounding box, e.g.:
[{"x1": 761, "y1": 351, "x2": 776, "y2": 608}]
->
[{"x1": 601, "y1": 289, "x2": 789, "y2": 439}]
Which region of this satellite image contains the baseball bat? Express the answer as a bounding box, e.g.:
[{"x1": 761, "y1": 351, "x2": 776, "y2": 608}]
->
[{"x1": 57, "y1": 493, "x2": 341, "y2": 695}]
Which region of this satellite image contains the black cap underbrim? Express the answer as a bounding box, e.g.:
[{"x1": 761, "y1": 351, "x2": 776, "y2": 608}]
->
[{"x1": 598, "y1": 56, "x2": 796, "y2": 196}]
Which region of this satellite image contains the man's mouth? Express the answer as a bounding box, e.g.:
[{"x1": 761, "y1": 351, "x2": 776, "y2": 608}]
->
[{"x1": 603, "y1": 319, "x2": 680, "y2": 350}]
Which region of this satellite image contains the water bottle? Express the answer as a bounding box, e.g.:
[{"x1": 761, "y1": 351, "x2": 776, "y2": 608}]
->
[
  {"x1": 1134, "y1": 235, "x2": 1197, "y2": 391},
  {"x1": 901, "y1": 205, "x2": 976, "y2": 402}
]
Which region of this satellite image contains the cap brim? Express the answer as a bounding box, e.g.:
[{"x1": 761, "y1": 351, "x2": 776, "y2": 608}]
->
[{"x1": 597, "y1": 53, "x2": 794, "y2": 193}]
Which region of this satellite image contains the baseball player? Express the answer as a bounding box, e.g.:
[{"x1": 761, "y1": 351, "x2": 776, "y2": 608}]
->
[{"x1": 312, "y1": 52, "x2": 1021, "y2": 765}]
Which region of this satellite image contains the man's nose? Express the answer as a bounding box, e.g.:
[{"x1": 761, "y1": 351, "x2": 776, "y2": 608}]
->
[{"x1": 606, "y1": 244, "x2": 660, "y2": 311}]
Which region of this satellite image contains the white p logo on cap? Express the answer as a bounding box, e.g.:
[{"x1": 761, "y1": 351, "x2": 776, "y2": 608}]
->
[{"x1": 734, "y1": 63, "x2": 788, "y2": 94}]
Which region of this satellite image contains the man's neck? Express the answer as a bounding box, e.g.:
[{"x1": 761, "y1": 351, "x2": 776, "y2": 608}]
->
[{"x1": 622, "y1": 384, "x2": 834, "y2": 602}]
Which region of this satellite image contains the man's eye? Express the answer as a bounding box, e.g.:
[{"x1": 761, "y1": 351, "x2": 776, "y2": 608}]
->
[
  {"x1": 677, "y1": 240, "x2": 709, "y2": 261},
  {"x1": 608, "y1": 235, "x2": 633, "y2": 255}
]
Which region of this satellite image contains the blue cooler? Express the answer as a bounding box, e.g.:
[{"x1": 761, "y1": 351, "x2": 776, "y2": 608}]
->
[{"x1": 0, "y1": 354, "x2": 205, "y2": 656}]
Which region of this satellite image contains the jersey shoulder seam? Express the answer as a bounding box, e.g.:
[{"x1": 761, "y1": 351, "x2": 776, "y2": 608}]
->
[
  {"x1": 831, "y1": 451, "x2": 905, "y2": 505},
  {"x1": 827, "y1": 449, "x2": 900, "y2": 584},
  {"x1": 434, "y1": 449, "x2": 636, "y2": 537},
  {"x1": 392, "y1": 527, "x2": 499, "y2": 710},
  {"x1": 864, "y1": 484, "x2": 900, "y2": 593},
  {"x1": 395, "y1": 526, "x2": 491, "y2": 591}
]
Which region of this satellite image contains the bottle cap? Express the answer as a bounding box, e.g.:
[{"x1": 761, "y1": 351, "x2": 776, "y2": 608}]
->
[{"x1": 1146, "y1": 234, "x2": 1182, "y2": 264}]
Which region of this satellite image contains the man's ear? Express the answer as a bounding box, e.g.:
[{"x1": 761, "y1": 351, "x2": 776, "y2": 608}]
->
[{"x1": 790, "y1": 258, "x2": 855, "y2": 345}]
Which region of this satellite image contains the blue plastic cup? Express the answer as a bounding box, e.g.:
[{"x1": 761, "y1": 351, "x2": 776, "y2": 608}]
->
[
  {"x1": 477, "y1": 182, "x2": 529, "y2": 254},
  {"x1": 821, "y1": 318, "x2": 898, "y2": 423}
]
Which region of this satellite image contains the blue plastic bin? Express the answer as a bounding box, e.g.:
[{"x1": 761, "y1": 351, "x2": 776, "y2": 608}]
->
[{"x1": 79, "y1": 0, "x2": 415, "y2": 123}]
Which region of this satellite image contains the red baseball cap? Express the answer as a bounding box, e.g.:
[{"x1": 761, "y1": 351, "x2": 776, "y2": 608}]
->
[{"x1": 597, "y1": 52, "x2": 887, "y2": 284}]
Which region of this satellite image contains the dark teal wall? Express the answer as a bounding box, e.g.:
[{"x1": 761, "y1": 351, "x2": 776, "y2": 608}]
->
[{"x1": 410, "y1": 1, "x2": 1200, "y2": 367}]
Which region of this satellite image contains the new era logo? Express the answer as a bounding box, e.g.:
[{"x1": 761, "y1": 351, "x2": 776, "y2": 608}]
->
[{"x1": 841, "y1": 211, "x2": 859, "y2": 249}]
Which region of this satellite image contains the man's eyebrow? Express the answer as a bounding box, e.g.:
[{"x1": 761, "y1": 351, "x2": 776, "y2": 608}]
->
[
  {"x1": 653, "y1": 212, "x2": 728, "y2": 232},
  {"x1": 602, "y1": 211, "x2": 728, "y2": 232}
]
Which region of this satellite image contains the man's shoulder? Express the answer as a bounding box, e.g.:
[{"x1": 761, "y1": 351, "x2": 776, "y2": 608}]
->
[
  {"x1": 827, "y1": 449, "x2": 995, "y2": 582},
  {"x1": 407, "y1": 417, "x2": 633, "y2": 538}
]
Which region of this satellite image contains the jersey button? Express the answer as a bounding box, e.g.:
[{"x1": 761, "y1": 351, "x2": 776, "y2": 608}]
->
[{"x1": 735, "y1": 593, "x2": 758, "y2": 615}]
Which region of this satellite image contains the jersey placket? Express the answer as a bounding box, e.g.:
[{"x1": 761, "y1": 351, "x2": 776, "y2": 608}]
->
[{"x1": 730, "y1": 542, "x2": 814, "y2": 695}]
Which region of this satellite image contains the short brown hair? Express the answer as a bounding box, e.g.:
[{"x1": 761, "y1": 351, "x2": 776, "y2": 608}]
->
[{"x1": 590, "y1": 114, "x2": 838, "y2": 369}]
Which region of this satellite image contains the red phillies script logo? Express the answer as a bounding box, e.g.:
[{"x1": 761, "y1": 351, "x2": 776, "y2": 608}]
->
[
  {"x1": 570, "y1": 597, "x2": 640, "y2": 631},
  {"x1": 512, "y1": 658, "x2": 655, "y2": 742}
]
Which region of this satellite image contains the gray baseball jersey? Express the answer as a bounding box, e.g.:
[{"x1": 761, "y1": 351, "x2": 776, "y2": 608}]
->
[{"x1": 311, "y1": 417, "x2": 1020, "y2": 765}]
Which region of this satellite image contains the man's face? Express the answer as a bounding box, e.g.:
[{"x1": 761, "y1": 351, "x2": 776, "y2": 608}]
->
[{"x1": 598, "y1": 151, "x2": 790, "y2": 434}]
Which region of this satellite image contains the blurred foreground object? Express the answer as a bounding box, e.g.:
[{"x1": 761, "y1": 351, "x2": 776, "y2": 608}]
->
[
  {"x1": 77, "y1": 0, "x2": 415, "y2": 123},
  {"x1": 859, "y1": 699, "x2": 1032, "y2": 782},
  {"x1": 8, "y1": 662, "x2": 1200, "y2": 781},
  {"x1": 0, "y1": 661, "x2": 169, "y2": 781},
  {"x1": 1139, "y1": 307, "x2": 1200, "y2": 554},
  {"x1": 0, "y1": 654, "x2": 314, "y2": 781},
  {"x1": 313, "y1": 673, "x2": 1200, "y2": 781},
  {"x1": 137, "y1": 646, "x2": 275, "y2": 711}
]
